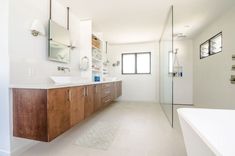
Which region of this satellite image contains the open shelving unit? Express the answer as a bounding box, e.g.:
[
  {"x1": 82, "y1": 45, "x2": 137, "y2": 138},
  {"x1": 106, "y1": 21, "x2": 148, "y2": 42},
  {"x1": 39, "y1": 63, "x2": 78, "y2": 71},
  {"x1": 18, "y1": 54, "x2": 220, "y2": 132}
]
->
[{"x1": 92, "y1": 34, "x2": 103, "y2": 81}]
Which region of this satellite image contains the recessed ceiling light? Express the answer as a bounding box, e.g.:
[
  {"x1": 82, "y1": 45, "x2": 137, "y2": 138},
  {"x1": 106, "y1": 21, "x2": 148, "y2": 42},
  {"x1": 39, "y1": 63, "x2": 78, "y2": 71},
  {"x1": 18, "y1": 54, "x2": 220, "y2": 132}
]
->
[{"x1": 173, "y1": 33, "x2": 187, "y2": 38}]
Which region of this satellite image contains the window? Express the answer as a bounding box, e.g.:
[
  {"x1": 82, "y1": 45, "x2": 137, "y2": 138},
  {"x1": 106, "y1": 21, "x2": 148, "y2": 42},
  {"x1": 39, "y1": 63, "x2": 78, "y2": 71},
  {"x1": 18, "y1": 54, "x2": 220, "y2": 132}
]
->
[
  {"x1": 200, "y1": 32, "x2": 222, "y2": 59},
  {"x1": 122, "y1": 52, "x2": 151, "y2": 74}
]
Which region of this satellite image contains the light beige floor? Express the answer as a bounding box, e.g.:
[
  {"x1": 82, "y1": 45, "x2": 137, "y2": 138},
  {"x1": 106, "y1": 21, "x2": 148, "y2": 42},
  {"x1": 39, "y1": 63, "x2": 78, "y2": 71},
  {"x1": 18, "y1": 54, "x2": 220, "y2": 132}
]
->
[{"x1": 19, "y1": 102, "x2": 187, "y2": 156}]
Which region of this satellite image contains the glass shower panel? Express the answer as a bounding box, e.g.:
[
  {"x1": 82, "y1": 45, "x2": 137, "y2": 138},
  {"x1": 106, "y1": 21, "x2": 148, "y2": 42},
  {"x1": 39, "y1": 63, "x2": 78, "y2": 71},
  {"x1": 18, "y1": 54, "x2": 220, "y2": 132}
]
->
[{"x1": 160, "y1": 6, "x2": 174, "y2": 127}]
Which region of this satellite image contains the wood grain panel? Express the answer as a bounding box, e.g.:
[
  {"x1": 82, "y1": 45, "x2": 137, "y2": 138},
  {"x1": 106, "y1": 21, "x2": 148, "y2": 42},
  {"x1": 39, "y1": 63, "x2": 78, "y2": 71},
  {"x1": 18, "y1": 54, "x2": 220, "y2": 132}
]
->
[
  {"x1": 13, "y1": 89, "x2": 48, "y2": 141},
  {"x1": 47, "y1": 88, "x2": 70, "y2": 141},
  {"x1": 94, "y1": 84, "x2": 102, "y2": 111},
  {"x1": 84, "y1": 85, "x2": 95, "y2": 118},
  {"x1": 70, "y1": 87, "x2": 85, "y2": 127}
]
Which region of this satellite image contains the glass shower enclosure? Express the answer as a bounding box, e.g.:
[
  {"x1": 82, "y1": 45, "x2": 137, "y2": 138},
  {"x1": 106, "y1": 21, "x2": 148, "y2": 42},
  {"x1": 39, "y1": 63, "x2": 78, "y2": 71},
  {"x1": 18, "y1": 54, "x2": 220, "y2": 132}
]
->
[{"x1": 159, "y1": 6, "x2": 174, "y2": 127}]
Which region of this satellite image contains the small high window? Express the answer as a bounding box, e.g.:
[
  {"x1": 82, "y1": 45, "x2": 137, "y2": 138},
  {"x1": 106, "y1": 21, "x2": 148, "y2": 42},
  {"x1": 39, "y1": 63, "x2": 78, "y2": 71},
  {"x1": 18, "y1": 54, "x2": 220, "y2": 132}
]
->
[
  {"x1": 200, "y1": 32, "x2": 222, "y2": 59},
  {"x1": 122, "y1": 52, "x2": 151, "y2": 74}
]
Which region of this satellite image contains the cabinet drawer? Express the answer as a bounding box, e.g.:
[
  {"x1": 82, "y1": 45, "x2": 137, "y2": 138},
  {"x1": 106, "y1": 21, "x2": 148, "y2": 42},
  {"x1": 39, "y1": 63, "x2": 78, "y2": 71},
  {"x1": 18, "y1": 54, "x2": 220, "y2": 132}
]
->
[
  {"x1": 102, "y1": 88, "x2": 112, "y2": 97},
  {"x1": 102, "y1": 83, "x2": 112, "y2": 89},
  {"x1": 102, "y1": 95, "x2": 112, "y2": 106}
]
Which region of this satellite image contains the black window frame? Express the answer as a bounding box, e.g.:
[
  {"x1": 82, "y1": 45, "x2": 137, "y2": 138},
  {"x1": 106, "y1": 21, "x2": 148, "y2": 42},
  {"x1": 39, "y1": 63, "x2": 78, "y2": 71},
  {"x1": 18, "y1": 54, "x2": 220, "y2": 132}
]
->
[
  {"x1": 200, "y1": 32, "x2": 223, "y2": 59},
  {"x1": 121, "y1": 52, "x2": 151, "y2": 75}
]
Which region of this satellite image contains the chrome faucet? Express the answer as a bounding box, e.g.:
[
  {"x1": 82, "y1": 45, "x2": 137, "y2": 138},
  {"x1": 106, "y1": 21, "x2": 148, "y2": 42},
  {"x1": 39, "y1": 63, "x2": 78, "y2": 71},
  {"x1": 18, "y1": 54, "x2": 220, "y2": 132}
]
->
[{"x1": 58, "y1": 66, "x2": 71, "y2": 72}]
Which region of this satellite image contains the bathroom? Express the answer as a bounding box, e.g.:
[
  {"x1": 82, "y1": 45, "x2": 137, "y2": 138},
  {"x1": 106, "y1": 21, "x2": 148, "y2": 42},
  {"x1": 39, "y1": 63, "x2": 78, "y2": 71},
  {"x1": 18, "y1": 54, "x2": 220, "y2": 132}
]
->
[{"x1": 0, "y1": 0, "x2": 235, "y2": 155}]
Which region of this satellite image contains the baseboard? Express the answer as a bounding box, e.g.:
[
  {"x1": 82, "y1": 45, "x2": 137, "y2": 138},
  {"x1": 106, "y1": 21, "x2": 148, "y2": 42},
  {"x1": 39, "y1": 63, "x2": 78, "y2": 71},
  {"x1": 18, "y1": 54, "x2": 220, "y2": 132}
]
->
[
  {"x1": 116, "y1": 100, "x2": 159, "y2": 103},
  {"x1": 173, "y1": 103, "x2": 194, "y2": 106},
  {"x1": 11, "y1": 141, "x2": 38, "y2": 156},
  {"x1": 0, "y1": 149, "x2": 10, "y2": 156}
]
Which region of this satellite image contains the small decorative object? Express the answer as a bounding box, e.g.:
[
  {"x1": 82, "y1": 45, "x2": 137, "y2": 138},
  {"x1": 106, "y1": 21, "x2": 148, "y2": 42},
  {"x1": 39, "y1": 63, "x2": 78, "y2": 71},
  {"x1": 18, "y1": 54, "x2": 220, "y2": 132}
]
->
[
  {"x1": 80, "y1": 56, "x2": 90, "y2": 71},
  {"x1": 173, "y1": 66, "x2": 183, "y2": 77},
  {"x1": 30, "y1": 19, "x2": 45, "y2": 36},
  {"x1": 94, "y1": 75, "x2": 100, "y2": 82}
]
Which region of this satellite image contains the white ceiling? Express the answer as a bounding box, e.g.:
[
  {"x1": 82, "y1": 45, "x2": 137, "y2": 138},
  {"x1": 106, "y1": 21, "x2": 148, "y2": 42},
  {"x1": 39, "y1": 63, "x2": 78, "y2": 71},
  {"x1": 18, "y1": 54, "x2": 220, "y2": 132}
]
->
[{"x1": 58, "y1": 0, "x2": 235, "y2": 44}]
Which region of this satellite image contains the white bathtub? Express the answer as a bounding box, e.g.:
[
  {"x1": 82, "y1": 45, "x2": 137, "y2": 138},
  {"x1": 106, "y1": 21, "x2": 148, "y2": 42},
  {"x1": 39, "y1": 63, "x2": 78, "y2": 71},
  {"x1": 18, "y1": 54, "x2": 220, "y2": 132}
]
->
[{"x1": 178, "y1": 108, "x2": 235, "y2": 156}]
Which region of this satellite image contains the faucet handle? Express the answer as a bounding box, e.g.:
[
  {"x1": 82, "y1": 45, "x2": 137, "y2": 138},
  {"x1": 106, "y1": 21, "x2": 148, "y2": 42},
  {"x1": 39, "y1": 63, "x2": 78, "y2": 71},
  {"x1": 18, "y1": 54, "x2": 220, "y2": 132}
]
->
[{"x1": 57, "y1": 66, "x2": 70, "y2": 72}]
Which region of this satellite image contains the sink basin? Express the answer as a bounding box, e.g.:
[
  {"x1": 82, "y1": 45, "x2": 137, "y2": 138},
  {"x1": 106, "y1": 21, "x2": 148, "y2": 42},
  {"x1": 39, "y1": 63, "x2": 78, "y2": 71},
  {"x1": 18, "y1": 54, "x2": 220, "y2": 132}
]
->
[{"x1": 50, "y1": 76, "x2": 72, "y2": 85}]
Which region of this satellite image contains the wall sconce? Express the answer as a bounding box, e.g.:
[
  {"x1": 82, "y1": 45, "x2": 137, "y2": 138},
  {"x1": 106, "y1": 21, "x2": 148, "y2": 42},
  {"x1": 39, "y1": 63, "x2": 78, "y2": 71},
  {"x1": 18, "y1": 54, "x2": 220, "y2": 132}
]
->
[
  {"x1": 30, "y1": 19, "x2": 45, "y2": 36},
  {"x1": 68, "y1": 40, "x2": 77, "y2": 50},
  {"x1": 112, "y1": 61, "x2": 120, "y2": 67}
]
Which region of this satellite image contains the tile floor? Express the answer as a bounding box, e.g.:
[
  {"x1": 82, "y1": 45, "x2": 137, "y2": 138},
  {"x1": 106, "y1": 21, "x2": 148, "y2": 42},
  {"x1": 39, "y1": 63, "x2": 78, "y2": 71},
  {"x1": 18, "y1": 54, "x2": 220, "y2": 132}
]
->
[{"x1": 18, "y1": 101, "x2": 187, "y2": 156}]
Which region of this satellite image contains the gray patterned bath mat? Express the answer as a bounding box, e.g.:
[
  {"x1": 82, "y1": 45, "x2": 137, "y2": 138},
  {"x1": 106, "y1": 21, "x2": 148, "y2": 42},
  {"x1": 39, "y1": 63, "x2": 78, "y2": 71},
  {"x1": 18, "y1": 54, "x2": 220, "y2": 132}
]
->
[{"x1": 75, "y1": 122, "x2": 119, "y2": 150}]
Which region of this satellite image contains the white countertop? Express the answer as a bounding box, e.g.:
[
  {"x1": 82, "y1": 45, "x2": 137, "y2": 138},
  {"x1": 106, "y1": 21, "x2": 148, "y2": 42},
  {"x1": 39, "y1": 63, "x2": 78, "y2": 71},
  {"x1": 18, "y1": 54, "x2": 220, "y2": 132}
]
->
[
  {"x1": 10, "y1": 80, "x2": 122, "y2": 89},
  {"x1": 178, "y1": 108, "x2": 235, "y2": 156}
]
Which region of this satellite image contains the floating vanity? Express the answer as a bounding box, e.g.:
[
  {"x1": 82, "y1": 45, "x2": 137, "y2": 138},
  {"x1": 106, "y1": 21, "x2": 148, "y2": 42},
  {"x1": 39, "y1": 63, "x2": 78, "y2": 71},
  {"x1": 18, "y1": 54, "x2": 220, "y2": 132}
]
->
[
  {"x1": 178, "y1": 108, "x2": 235, "y2": 156},
  {"x1": 11, "y1": 80, "x2": 122, "y2": 142}
]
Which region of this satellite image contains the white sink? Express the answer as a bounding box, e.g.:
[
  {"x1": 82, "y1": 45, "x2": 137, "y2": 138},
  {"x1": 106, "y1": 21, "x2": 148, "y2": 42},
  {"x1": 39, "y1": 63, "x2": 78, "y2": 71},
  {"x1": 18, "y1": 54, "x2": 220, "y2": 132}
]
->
[{"x1": 50, "y1": 76, "x2": 72, "y2": 85}]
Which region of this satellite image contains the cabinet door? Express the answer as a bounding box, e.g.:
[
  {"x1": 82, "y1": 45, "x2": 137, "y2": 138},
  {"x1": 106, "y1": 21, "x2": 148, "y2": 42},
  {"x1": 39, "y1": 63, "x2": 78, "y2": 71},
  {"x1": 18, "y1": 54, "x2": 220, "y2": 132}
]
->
[
  {"x1": 13, "y1": 89, "x2": 48, "y2": 142},
  {"x1": 84, "y1": 85, "x2": 95, "y2": 118},
  {"x1": 70, "y1": 87, "x2": 85, "y2": 127},
  {"x1": 47, "y1": 88, "x2": 70, "y2": 141},
  {"x1": 94, "y1": 84, "x2": 102, "y2": 111}
]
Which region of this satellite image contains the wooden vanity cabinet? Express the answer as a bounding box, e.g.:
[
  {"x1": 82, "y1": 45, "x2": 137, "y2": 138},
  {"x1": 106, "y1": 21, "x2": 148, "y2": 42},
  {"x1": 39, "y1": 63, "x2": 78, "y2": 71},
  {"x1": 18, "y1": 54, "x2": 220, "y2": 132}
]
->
[
  {"x1": 13, "y1": 87, "x2": 86, "y2": 142},
  {"x1": 84, "y1": 85, "x2": 95, "y2": 118},
  {"x1": 13, "y1": 89, "x2": 48, "y2": 141},
  {"x1": 13, "y1": 81, "x2": 122, "y2": 142}
]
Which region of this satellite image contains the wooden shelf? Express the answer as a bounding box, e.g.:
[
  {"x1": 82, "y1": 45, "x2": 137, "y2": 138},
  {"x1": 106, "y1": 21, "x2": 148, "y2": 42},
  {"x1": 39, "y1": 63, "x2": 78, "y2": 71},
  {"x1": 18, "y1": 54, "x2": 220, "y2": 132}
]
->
[{"x1": 92, "y1": 45, "x2": 101, "y2": 51}]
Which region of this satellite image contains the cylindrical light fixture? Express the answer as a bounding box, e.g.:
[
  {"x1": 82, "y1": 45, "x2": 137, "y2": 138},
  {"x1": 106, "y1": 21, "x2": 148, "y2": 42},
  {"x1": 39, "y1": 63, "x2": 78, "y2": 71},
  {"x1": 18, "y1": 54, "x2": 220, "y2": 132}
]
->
[{"x1": 30, "y1": 19, "x2": 45, "y2": 36}]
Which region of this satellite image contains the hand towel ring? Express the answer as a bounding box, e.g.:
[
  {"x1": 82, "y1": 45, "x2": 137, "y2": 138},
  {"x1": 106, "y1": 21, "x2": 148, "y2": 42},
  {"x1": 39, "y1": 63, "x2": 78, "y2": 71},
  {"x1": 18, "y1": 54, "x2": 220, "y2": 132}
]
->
[{"x1": 80, "y1": 56, "x2": 90, "y2": 71}]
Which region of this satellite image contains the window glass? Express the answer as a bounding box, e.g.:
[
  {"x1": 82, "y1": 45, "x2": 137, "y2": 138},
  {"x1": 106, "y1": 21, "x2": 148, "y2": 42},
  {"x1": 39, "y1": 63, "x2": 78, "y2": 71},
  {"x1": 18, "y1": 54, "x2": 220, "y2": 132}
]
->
[
  {"x1": 122, "y1": 52, "x2": 151, "y2": 74},
  {"x1": 200, "y1": 32, "x2": 222, "y2": 59},
  {"x1": 122, "y1": 54, "x2": 135, "y2": 74},
  {"x1": 210, "y1": 33, "x2": 222, "y2": 54},
  {"x1": 200, "y1": 41, "x2": 209, "y2": 59},
  {"x1": 137, "y1": 53, "x2": 151, "y2": 74}
]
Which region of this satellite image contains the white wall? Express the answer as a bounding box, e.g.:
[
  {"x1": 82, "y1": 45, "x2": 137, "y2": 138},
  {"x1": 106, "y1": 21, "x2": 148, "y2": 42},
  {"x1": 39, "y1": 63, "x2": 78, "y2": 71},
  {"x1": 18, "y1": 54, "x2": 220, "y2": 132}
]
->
[
  {"x1": 193, "y1": 6, "x2": 235, "y2": 109},
  {"x1": 79, "y1": 20, "x2": 92, "y2": 81},
  {"x1": 0, "y1": 0, "x2": 11, "y2": 155},
  {"x1": 9, "y1": 0, "x2": 81, "y2": 85},
  {"x1": 174, "y1": 40, "x2": 193, "y2": 105},
  {"x1": 108, "y1": 42, "x2": 159, "y2": 102},
  {"x1": 8, "y1": 0, "x2": 82, "y2": 155}
]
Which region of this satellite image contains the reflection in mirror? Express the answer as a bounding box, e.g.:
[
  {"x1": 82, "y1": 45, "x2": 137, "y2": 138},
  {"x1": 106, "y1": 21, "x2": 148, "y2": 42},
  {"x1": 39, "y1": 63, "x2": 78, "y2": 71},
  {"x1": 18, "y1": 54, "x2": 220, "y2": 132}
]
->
[{"x1": 48, "y1": 20, "x2": 71, "y2": 63}]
